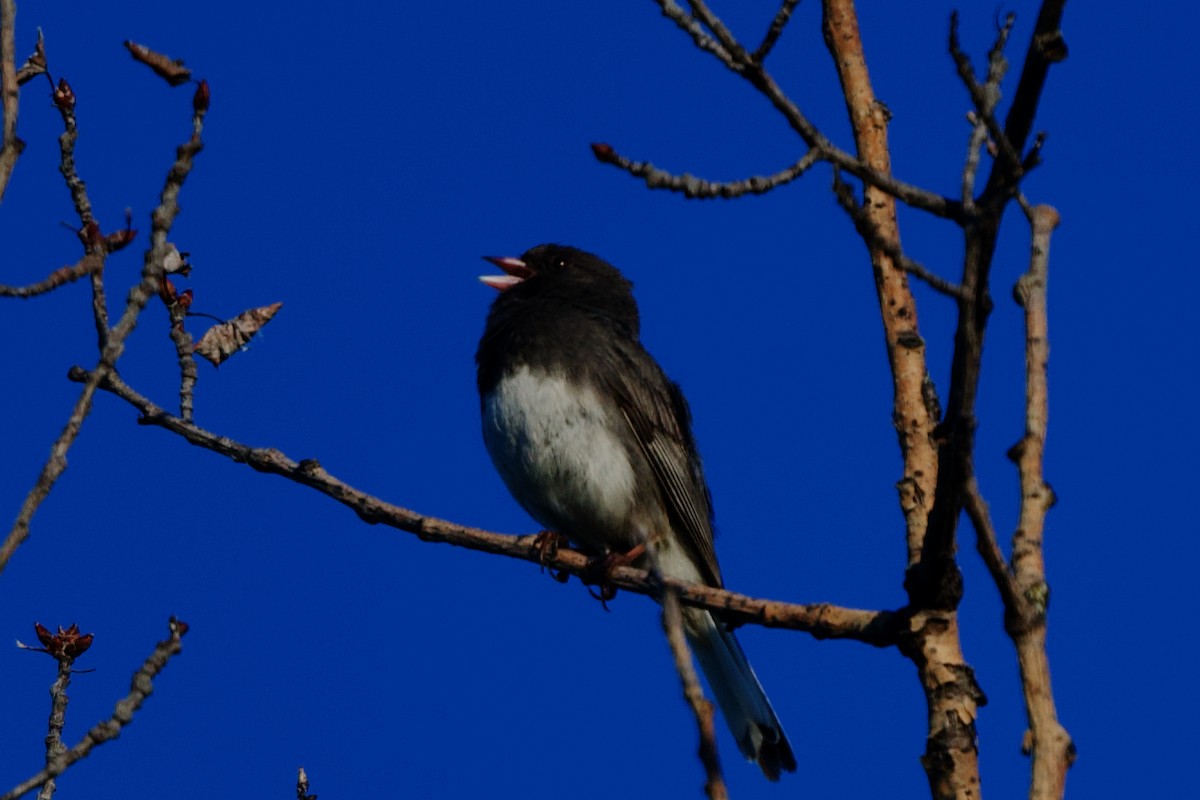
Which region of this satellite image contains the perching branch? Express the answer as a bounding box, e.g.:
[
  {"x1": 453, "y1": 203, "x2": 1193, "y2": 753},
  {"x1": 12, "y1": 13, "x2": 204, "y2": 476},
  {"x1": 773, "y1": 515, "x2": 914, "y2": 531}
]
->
[
  {"x1": 1, "y1": 619, "x2": 189, "y2": 800},
  {"x1": 70, "y1": 365, "x2": 902, "y2": 645}
]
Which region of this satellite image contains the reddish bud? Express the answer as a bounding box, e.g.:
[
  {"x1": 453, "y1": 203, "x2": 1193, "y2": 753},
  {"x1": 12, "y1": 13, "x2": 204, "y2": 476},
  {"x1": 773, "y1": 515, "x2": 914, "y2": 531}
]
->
[
  {"x1": 177, "y1": 288, "x2": 194, "y2": 312},
  {"x1": 30, "y1": 622, "x2": 95, "y2": 660},
  {"x1": 105, "y1": 227, "x2": 139, "y2": 253},
  {"x1": 590, "y1": 142, "x2": 616, "y2": 163},
  {"x1": 193, "y1": 79, "x2": 210, "y2": 114},
  {"x1": 80, "y1": 220, "x2": 104, "y2": 250},
  {"x1": 53, "y1": 78, "x2": 76, "y2": 112}
]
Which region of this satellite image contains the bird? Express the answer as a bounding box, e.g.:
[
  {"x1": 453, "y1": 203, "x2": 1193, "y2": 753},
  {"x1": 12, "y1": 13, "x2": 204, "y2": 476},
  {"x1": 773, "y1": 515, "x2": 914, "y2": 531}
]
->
[{"x1": 476, "y1": 243, "x2": 796, "y2": 780}]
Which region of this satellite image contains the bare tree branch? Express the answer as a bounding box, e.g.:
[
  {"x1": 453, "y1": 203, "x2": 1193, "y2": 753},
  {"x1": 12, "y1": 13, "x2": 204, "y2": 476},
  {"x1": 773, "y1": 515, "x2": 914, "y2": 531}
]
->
[
  {"x1": 0, "y1": 0, "x2": 24, "y2": 202},
  {"x1": 1, "y1": 619, "x2": 189, "y2": 800},
  {"x1": 643, "y1": 0, "x2": 965, "y2": 220},
  {"x1": 980, "y1": 0, "x2": 1068, "y2": 206},
  {"x1": 656, "y1": 0, "x2": 734, "y2": 66},
  {"x1": 68, "y1": 365, "x2": 902, "y2": 644},
  {"x1": 753, "y1": 0, "x2": 802, "y2": 63},
  {"x1": 820, "y1": 3, "x2": 988, "y2": 797},
  {"x1": 592, "y1": 143, "x2": 822, "y2": 199},
  {"x1": 661, "y1": 589, "x2": 728, "y2": 800},
  {"x1": 13, "y1": 27, "x2": 44, "y2": 85},
  {"x1": 962, "y1": 476, "x2": 1019, "y2": 611},
  {"x1": 831, "y1": 171, "x2": 964, "y2": 299},
  {"x1": 36, "y1": 659, "x2": 72, "y2": 800},
  {"x1": 0, "y1": 254, "x2": 103, "y2": 297},
  {"x1": 1009, "y1": 204, "x2": 1073, "y2": 798},
  {"x1": 167, "y1": 302, "x2": 197, "y2": 421},
  {"x1": 949, "y1": 12, "x2": 1022, "y2": 178},
  {"x1": 0, "y1": 88, "x2": 206, "y2": 576}
]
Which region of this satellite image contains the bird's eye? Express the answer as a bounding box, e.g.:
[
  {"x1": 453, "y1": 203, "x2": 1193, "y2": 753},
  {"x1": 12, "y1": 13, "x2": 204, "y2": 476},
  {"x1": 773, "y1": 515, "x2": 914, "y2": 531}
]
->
[{"x1": 556, "y1": 259, "x2": 567, "y2": 269}]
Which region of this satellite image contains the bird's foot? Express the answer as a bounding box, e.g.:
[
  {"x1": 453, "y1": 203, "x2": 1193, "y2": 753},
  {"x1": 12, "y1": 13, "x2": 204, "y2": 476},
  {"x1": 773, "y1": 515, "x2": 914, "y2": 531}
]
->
[
  {"x1": 582, "y1": 543, "x2": 646, "y2": 609},
  {"x1": 531, "y1": 531, "x2": 571, "y2": 583}
]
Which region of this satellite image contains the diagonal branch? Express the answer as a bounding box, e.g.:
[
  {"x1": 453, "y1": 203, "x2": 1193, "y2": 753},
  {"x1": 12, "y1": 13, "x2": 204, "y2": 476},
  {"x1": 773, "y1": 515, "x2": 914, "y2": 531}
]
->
[
  {"x1": 753, "y1": 0, "x2": 803, "y2": 63},
  {"x1": 831, "y1": 171, "x2": 964, "y2": 299},
  {"x1": 0, "y1": 91, "x2": 206, "y2": 577},
  {"x1": 72, "y1": 365, "x2": 903, "y2": 645},
  {"x1": 644, "y1": 0, "x2": 964, "y2": 220},
  {"x1": 0, "y1": 255, "x2": 103, "y2": 297},
  {"x1": 661, "y1": 588, "x2": 728, "y2": 800}
]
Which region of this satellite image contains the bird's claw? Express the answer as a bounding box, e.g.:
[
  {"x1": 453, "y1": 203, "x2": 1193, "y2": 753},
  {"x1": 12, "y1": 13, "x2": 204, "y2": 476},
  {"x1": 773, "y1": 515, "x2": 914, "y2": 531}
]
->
[
  {"x1": 582, "y1": 543, "x2": 646, "y2": 609},
  {"x1": 531, "y1": 531, "x2": 571, "y2": 583}
]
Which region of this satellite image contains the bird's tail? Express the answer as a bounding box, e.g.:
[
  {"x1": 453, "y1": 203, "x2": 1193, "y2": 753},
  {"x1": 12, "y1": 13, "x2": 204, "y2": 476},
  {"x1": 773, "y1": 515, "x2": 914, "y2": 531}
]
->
[{"x1": 684, "y1": 607, "x2": 796, "y2": 781}]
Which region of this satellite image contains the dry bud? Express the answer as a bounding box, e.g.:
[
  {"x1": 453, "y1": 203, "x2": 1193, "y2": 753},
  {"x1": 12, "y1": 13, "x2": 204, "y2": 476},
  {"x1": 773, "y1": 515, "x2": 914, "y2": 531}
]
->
[{"x1": 53, "y1": 78, "x2": 75, "y2": 112}]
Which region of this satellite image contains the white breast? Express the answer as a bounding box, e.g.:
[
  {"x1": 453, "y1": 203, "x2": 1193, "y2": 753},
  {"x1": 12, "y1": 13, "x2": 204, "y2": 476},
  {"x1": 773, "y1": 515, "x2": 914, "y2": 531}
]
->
[{"x1": 482, "y1": 366, "x2": 637, "y2": 550}]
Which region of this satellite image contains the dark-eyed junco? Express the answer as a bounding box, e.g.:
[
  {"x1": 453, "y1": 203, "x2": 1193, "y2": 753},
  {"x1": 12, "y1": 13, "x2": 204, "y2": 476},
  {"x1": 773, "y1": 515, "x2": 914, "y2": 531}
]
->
[{"x1": 476, "y1": 244, "x2": 795, "y2": 780}]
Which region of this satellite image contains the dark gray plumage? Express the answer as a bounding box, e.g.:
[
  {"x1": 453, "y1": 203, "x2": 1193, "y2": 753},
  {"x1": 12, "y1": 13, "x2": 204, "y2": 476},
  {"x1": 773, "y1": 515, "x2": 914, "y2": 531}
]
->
[{"x1": 476, "y1": 244, "x2": 795, "y2": 780}]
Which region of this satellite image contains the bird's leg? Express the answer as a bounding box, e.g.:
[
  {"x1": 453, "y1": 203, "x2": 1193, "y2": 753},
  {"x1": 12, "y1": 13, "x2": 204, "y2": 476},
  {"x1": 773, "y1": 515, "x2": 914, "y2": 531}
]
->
[
  {"x1": 582, "y1": 543, "x2": 647, "y2": 607},
  {"x1": 530, "y1": 531, "x2": 572, "y2": 583}
]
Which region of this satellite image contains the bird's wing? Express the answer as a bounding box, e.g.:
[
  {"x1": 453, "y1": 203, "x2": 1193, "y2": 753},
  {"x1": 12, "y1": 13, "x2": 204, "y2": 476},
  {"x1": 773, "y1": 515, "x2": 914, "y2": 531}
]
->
[{"x1": 605, "y1": 343, "x2": 722, "y2": 588}]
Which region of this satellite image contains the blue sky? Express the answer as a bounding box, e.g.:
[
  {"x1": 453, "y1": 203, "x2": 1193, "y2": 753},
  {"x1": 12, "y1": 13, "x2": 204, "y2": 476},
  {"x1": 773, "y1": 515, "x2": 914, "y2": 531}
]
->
[{"x1": 1, "y1": 2, "x2": 1194, "y2": 798}]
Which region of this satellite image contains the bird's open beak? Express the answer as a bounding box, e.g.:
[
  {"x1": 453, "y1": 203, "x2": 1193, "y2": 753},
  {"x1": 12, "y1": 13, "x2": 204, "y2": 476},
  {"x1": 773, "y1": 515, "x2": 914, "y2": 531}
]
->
[{"x1": 480, "y1": 256, "x2": 533, "y2": 291}]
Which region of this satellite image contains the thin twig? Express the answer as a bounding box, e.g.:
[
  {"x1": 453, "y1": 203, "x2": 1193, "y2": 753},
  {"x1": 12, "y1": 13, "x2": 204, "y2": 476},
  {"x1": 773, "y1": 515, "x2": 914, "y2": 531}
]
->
[
  {"x1": 685, "y1": 0, "x2": 745, "y2": 59},
  {"x1": 0, "y1": 255, "x2": 103, "y2": 297},
  {"x1": 167, "y1": 303, "x2": 197, "y2": 421},
  {"x1": 0, "y1": 91, "x2": 206, "y2": 576},
  {"x1": 960, "y1": 111, "x2": 988, "y2": 215},
  {"x1": 831, "y1": 171, "x2": 964, "y2": 299},
  {"x1": 1, "y1": 619, "x2": 189, "y2": 800},
  {"x1": 949, "y1": 12, "x2": 1022, "y2": 177},
  {"x1": 961, "y1": 475, "x2": 1018, "y2": 610},
  {"x1": 71, "y1": 366, "x2": 902, "y2": 644},
  {"x1": 36, "y1": 660, "x2": 73, "y2": 800},
  {"x1": 656, "y1": 0, "x2": 733, "y2": 66},
  {"x1": 646, "y1": 0, "x2": 964, "y2": 220},
  {"x1": 980, "y1": 0, "x2": 1068, "y2": 206},
  {"x1": 753, "y1": 0, "x2": 803, "y2": 63},
  {"x1": 592, "y1": 144, "x2": 822, "y2": 199},
  {"x1": 14, "y1": 28, "x2": 45, "y2": 85},
  {"x1": 51, "y1": 79, "x2": 94, "y2": 226},
  {"x1": 661, "y1": 589, "x2": 728, "y2": 800}
]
